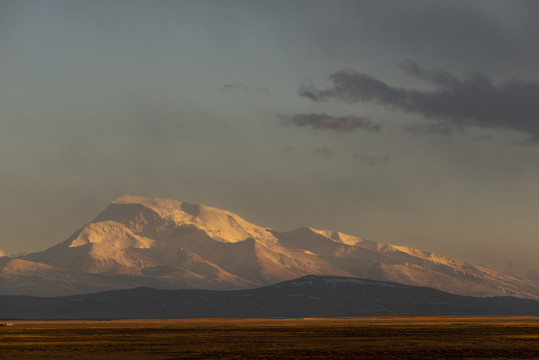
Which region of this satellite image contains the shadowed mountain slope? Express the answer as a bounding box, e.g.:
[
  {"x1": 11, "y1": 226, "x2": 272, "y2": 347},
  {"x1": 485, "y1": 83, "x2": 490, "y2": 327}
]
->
[{"x1": 1, "y1": 276, "x2": 539, "y2": 320}]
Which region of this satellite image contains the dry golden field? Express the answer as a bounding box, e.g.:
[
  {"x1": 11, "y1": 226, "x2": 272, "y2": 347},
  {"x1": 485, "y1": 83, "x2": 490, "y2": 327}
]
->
[{"x1": 2, "y1": 316, "x2": 539, "y2": 359}]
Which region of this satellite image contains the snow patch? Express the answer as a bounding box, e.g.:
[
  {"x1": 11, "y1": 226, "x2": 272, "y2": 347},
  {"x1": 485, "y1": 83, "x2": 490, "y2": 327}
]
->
[
  {"x1": 112, "y1": 194, "x2": 279, "y2": 245},
  {"x1": 1, "y1": 259, "x2": 58, "y2": 274},
  {"x1": 69, "y1": 221, "x2": 154, "y2": 249},
  {"x1": 308, "y1": 228, "x2": 362, "y2": 246}
]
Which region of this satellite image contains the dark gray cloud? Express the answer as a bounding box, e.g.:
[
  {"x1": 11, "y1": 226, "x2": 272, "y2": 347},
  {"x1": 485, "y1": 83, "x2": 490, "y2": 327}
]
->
[
  {"x1": 282, "y1": 113, "x2": 381, "y2": 133},
  {"x1": 299, "y1": 61, "x2": 539, "y2": 141}
]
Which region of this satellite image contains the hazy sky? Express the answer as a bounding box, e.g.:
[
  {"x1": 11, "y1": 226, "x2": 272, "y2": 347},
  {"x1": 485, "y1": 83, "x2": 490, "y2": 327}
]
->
[{"x1": 1, "y1": 0, "x2": 539, "y2": 274}]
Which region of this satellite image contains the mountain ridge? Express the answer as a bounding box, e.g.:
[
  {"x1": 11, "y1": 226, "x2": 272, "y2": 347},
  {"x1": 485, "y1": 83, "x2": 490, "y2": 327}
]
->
[
  {"x1": 2, "y1": 194, "x2": 539, "y2": 300},
  {"x1": 2, "y1": 275, "x2": 539, "y2": 320}
]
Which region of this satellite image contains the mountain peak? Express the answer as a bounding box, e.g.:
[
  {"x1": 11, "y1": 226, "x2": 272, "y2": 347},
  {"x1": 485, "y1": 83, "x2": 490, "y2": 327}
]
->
[
  {"x1": 112, "y1": 194, "x2": 184, "y2": 208},
  {"x1": 108, "y1": 195, "x2": 275, "y2": 245},
  {"x1": 112, "y1": 195, "x2": 232, "y2": 221},
  {"x1": 306, "y1": 227, "x2": 363, "y2": 246}
]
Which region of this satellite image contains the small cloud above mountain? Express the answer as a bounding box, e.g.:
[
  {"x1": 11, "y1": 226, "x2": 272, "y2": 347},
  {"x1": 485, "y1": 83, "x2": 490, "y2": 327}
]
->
[
  {"x1": 312, "y1": 146, "x2": 332, "y2": 159},
  {"x1": 354, "y1": 154, "x2": 389, "y2": 166},
  {"x1": 281, "y1": 113, "x2": 381, "y2": 133},
  {"x1": 221, "y1": 83, "x2": 249, "y2": 93}
]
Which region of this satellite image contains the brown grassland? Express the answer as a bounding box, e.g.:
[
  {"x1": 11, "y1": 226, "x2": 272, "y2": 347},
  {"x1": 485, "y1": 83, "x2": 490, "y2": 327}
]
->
[{"x1": 1, "y1": 316, "x2": 539, "y2": 359}]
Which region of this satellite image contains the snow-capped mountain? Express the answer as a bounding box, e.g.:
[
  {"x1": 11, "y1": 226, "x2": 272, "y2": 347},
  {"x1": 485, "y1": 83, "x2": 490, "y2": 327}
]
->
[{"x1": 2, "y1": 195, "x2": 539, "y2": 299}]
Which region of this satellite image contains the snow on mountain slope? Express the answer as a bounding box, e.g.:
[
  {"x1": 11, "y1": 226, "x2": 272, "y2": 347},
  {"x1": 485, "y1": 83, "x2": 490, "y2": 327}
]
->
[
  {"x1": 111, "y1": 195, "x2": 279, "y2": 245},
  {"x1": 278, "y1": 227, "x2": 539, "y2": 300},
  {"x1": 0, "y1": 258, "x2": 59, "y2": 274},
  {"x1": 3, "y1": 194, "x2": 539, "y2": 299}
]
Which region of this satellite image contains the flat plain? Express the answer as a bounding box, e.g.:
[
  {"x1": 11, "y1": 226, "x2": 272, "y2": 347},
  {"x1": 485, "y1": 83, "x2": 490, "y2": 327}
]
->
[{"x1": 1, "y1": 316, "x2": 539, "y2": 359}]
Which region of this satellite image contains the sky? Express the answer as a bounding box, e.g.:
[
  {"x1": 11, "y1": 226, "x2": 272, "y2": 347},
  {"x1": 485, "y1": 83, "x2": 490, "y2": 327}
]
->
[{"x1": 1, "y1": 0, "x2": 539, "y2": 276}]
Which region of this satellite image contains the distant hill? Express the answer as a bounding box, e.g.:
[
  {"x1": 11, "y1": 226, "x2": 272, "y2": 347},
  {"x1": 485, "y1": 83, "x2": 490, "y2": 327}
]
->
[
  {"x1": 2, "y1": 195, "x2": 539, "y2": 300},
  {"x1": 2, "y1": 276, "x2": 539, "y2": 320}
]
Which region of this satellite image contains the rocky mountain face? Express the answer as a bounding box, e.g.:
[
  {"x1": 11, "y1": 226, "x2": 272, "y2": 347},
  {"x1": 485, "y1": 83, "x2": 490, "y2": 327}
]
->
[{"x1": 2, "y1": 195, "x2": 539, "y2": 299}]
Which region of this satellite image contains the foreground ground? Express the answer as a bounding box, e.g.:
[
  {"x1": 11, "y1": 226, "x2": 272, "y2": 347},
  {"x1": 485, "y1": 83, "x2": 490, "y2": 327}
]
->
[{"x1": 1, "y1": 317, "x2": 539, "y2": 359}]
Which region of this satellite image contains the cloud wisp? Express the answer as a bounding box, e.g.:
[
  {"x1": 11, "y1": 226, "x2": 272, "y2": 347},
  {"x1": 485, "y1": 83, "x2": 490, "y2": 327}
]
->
[
  {"x1": 312, "y1": 146, "x2": 332, "y2": 159},
  {"x1": 406, "y1": 122, "x2": 454, "y2": 136},
  {"x1": 299, "y1": 61, "x2": 539, "y2": 141},
  {"x1": 281, "y1": 113, "x2": 382, "y2": 133},
  {"x1": 221, "y1": 83, "x2": 249, "y2": 94},
  {"x1": 354, "y1": 154, "x2": 389, "y2": 166}
]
